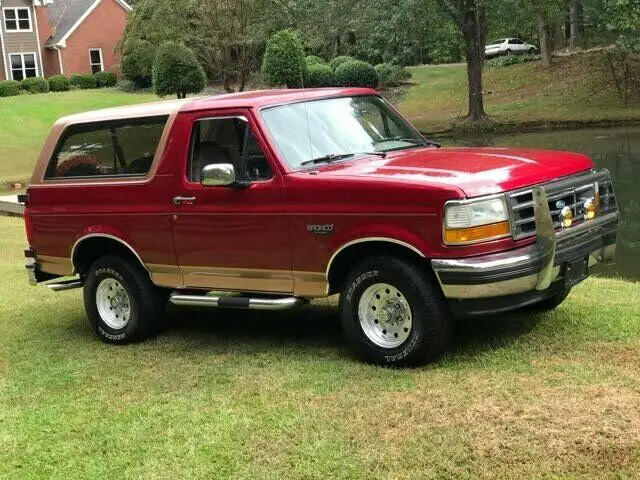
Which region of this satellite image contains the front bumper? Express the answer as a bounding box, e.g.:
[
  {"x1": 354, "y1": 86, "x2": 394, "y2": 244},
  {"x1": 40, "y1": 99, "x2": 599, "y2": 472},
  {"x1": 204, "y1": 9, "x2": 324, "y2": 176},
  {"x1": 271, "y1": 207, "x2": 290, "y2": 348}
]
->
[{"x1": 432, "y1": 186, "x2": 618, "y2": 303}]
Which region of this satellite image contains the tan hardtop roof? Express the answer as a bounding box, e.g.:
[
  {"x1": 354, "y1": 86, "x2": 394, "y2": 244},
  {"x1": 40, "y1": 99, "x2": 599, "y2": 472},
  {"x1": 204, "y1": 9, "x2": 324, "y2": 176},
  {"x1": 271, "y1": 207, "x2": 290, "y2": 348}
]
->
[{"x1": 54, "y1": 88, "x2": 378, "y2": 127}]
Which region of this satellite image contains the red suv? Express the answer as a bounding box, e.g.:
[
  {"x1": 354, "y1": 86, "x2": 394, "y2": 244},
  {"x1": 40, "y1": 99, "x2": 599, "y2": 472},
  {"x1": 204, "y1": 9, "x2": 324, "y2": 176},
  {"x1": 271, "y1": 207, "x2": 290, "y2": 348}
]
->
[{"x1": 22, "y1": 88, "x2": 619, "y2": 366}]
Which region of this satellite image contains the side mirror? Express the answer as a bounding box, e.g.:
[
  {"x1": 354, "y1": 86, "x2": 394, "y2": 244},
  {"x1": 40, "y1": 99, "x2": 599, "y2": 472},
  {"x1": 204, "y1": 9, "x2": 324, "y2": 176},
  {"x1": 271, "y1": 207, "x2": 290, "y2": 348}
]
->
[{"x1": 201, "y1": 163, "x2": 236, "y2": 187}]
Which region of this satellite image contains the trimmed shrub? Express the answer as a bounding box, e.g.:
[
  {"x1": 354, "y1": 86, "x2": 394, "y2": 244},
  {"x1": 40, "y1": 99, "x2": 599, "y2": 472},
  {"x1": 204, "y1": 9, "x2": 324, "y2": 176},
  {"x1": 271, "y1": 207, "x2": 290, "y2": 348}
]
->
[
  {"x1": 48, "y1": 75, "x2": 70, "y2": 92},
  {"x1": 70, "y1": 74, "x2": 97, "y2": 89},
  {"x1": 305, "y1": 63, "x2": 333, "y2": 87},
  {"x1": 121, "y1": 39, "x2": 157, "y2": 88},
  {"x1": 0, "y1": 80, "x2": 21, "y2": 97},
  {"x1": 21, "y1": 77, "x2": 49, "y2": 94},
  {"x1": 153, "y1": 41, "x2": 206, "y2": 99},
  {"x1": 261, "y1": 29, "x2": 307, "y2": 88},
  {"x1": 305, "y1": 55, "x2": 327, "y2": 67},
  {"x1": 374, "y1": 63, "x2": 395, "y2": 87},
  {"x1": 94, "y1": 71, "x2": 118, "y2": 88},
  {"x1": 485, "y1": 53, "x2": 541, "y2": 68},
  {"x1": 329, "y1": 55, "x2": 356, "y2": 71},
  {"x1": 334, "y1": 60, "x2": 378, "y2": 88},
  {"x1": 375, "y1": 63, "x2": 412, "y2": 87}
]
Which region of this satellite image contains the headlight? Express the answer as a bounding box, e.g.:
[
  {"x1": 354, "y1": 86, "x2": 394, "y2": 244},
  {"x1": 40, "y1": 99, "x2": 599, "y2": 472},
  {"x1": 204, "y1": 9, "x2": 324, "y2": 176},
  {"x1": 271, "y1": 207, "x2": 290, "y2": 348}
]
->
[{"x1": 443, "y1": 196, "x2": 511, "y2": 245}]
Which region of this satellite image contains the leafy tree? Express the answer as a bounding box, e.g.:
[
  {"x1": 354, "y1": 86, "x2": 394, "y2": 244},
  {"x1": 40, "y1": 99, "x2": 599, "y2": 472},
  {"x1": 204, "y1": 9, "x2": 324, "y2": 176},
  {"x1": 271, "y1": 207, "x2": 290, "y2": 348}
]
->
[
  {"x1": 153, "y1": 41, "x2": 207, "y2": 98},
  {"x1": 600, "y1": 0, "x2": 640, "y2": 104},
  {"x1": 121, "y1": 39, "x2": 156, "y2": 88},
  {"x1": 123, "y1": 0, "x2": 263, "y2": 92},
  {"x1": 261, "y1": 29, "x2": 307, "y2": 87}
]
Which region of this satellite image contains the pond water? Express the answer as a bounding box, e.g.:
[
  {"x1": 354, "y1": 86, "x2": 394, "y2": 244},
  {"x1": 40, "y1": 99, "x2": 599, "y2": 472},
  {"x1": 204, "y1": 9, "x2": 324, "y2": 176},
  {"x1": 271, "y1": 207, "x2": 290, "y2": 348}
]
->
[{"x1": 449, "y1": 126, "x2": 640, "y2": 282}]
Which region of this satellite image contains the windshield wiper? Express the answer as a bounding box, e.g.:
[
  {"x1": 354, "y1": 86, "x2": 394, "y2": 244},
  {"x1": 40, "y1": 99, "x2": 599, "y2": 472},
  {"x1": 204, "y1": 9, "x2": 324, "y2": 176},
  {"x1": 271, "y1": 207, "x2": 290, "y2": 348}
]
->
[
  {"x1": 378, "y1": 136, "x2": 441, "y2": 148},
  {"x1": 299, "y1": 151, "x2": 385, "y2": 167}
]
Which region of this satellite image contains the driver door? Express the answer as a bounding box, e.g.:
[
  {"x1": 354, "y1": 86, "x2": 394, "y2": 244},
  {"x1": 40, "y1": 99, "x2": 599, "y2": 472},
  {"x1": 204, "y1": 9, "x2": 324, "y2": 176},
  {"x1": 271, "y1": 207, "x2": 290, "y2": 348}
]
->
[{"x1": 170, "y1": 110, "x2": 293, "y2": 293}]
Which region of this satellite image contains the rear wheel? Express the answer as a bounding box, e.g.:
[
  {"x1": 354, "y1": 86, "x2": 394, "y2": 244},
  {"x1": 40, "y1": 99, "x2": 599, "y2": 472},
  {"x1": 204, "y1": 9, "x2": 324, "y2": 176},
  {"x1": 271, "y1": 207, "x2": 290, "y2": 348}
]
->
[
  {"x1": 339, "y1": 256, "x2": 451, "y2": 367},
  {"x1": 83, "y1": 255, "x2": 166, "y2": 344},
  {"x1": 506, "y1": 49, "x2": 512, "y2": 56}
]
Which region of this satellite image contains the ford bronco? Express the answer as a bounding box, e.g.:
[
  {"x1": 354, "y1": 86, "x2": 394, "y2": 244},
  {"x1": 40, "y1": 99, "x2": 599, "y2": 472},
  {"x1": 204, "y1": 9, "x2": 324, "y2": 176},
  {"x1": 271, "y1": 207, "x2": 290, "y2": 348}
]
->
[{"x1": 22, "y1": 88, "x2": 619, "y2": 366}]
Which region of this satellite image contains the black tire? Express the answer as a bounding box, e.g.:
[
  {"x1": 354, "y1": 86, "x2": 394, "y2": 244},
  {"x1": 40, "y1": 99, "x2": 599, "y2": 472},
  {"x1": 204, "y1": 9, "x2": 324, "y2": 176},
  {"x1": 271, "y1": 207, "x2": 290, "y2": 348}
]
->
[
  {"x1": 339, "y1": 256, "x2": 451, "y2": 367},
  {"x1": 530, "y1": 288, "x2": 571, "y2": 312},
  {"x1": 506, "y1": 49, "x2": 512, "y2": 56},
  {"x1": 529, "y1": 48, "x2": 535, "y2": 54},
  {"x1": 83, "y1": 254, "x2": 166, "y2": 344}
]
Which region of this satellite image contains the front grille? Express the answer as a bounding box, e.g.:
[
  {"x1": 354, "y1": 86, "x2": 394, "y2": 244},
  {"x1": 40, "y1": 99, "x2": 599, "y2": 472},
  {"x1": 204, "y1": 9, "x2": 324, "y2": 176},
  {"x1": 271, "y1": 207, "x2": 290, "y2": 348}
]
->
[{"x1": 507, "y1": 169, "x2": 617, "y2": 240}]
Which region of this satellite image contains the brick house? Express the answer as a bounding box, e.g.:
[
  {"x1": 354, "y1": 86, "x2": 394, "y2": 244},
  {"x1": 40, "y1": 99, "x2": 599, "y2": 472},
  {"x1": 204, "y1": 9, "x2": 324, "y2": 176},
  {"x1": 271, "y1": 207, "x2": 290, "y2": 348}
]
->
[{"x1": 0, "y1": 0, "x2": 132, "y2": 81}]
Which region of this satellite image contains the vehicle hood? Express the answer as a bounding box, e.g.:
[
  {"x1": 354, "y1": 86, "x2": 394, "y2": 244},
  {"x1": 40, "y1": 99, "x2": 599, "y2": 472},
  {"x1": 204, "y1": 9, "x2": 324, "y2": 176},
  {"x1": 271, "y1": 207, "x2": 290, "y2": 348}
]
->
[{"x1": 315, "y1": 147, "x2": 595, "y2": 198}]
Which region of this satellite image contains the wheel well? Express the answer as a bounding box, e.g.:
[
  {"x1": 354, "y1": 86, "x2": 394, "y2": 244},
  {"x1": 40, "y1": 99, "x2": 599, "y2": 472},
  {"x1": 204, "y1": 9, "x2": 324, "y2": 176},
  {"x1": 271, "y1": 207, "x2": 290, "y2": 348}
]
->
[
  {"x1": 72, "y1": 236, "x2": 147, "y2": 277},
  {"x1": 327, "y1": 241, "x2": 430, "y2": 295}
]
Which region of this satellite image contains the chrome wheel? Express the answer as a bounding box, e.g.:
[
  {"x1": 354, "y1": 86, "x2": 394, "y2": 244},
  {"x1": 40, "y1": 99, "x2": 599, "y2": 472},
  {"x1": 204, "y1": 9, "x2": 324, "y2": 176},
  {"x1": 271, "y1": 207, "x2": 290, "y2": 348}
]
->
[
  {"x1": 96, "y1": 278, "x2": 131, "y2": 330},
  {"x1": 358, "y1": 283, "x2": 412, "y2": 349}
]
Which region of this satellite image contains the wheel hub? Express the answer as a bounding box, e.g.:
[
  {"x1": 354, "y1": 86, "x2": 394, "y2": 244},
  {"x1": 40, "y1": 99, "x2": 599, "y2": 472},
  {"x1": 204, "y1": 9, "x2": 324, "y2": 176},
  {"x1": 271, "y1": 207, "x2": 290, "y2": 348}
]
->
[
  {"x1": 358, "y1": 283, "x2": 412, "y2": 349},
  {"x1": 96, "y1": 278, "x2": 131, "y2": 330}
]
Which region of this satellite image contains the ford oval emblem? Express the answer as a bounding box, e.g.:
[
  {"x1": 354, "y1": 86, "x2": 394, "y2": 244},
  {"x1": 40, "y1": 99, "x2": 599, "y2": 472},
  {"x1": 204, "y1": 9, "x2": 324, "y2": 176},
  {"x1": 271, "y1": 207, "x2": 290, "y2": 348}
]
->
[{"x1": 555, "y1": 200, "x2": 566, "y2": 209}]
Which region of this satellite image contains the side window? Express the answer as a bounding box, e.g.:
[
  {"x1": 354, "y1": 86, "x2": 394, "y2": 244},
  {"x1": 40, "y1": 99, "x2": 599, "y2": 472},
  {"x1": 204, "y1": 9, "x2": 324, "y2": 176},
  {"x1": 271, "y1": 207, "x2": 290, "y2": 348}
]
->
[
  {"x1": 46, "y1": 116, "x2": 168, "y2": 179},
  {"x1": 188, "y1": 117, "x2": 271, "y2": 182}
]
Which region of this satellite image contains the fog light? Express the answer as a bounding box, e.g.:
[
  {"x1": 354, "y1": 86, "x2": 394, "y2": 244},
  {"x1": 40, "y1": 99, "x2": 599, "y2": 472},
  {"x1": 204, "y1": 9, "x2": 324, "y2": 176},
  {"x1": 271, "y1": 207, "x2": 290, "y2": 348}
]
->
[
  {"x1": 584, "y1": 198, "x2": 597, "y2": 221},
  {"x1": 560, "y1": 206, "x2": 573, "y2": 228}
]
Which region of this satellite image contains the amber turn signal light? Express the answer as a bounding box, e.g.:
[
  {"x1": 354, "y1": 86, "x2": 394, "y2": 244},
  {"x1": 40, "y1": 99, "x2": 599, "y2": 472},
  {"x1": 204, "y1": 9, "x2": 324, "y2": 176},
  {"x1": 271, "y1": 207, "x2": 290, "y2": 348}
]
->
[{"x1": 444, "y1": 221, "x2": 511, "y2": 245}]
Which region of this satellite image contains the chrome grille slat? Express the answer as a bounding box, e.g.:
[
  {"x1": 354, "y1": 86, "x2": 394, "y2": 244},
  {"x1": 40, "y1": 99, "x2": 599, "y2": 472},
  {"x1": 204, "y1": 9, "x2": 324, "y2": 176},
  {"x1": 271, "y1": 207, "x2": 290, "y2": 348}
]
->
[{"x1": 508, "y1": 170, "x2": 618, "y2": 240}]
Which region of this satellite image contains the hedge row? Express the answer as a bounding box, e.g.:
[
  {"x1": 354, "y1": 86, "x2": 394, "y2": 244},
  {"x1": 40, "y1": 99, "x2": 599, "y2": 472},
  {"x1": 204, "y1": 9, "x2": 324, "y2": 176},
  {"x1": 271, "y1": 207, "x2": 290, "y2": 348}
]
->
[
  {"x1": 0, "y1": 71, "x2": 118, "y2": 97},
  {"x1": 299, "y1": 55, "x2": 410, "y2": 89}
]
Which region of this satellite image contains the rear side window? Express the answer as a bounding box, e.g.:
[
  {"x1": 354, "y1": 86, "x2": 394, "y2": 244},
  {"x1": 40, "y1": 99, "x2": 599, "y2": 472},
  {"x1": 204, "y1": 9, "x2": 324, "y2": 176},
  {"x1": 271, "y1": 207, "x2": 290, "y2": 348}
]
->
[{"x1": 45, "y1": 116, "x2": 168, "y2": 179}]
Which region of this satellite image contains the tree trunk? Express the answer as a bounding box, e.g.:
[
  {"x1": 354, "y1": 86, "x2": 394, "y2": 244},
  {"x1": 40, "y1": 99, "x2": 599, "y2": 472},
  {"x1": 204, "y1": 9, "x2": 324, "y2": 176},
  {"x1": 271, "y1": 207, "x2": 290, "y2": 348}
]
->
[
  {"x1": 553, "y1": 20, "x2": 564, "y2": 51},
  {"x1": 537, "y1": 9, "x2": 551, "y2": 67},
  {"x1": 569, "y1": 0, "x2": 581, "y2": 48},
  {"x1": 460, "y1": 0, "x2": 488, "y2": 121}
]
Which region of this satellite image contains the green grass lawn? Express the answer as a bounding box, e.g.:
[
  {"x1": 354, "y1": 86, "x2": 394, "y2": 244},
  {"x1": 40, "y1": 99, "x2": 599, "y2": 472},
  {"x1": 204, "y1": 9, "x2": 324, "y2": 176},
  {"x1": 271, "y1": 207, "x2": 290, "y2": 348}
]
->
[
  {"x1": 1, "y1": 215, "x2": 639, "y2": 478},
  {"x1": 400, "y1": 52, "x2": 640, "y2": 133},
  {"x1": 0, "y1": 89, "x2": 156, "y2": 185}
]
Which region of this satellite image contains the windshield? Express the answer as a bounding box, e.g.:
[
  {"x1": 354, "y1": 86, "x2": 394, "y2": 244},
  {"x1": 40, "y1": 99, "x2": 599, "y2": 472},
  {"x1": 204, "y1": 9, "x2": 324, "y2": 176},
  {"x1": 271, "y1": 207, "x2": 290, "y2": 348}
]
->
[{"x1": 260, "y1": 96, "x2": 427, "y2": 170}]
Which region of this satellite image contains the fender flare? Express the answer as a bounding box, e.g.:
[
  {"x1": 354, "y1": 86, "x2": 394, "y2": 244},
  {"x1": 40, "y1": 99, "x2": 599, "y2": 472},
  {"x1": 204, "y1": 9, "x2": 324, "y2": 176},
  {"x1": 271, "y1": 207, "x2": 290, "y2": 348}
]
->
[{"x1": 70, "y1": 233, "x2": 150, "y2": 275}]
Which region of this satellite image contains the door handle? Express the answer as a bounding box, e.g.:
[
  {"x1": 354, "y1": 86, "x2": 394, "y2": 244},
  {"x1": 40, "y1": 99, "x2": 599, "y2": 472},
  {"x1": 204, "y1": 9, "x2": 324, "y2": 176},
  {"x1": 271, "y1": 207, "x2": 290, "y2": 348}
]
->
[{"x1": 173, "y1": 196, "x2": 196, "y2": 205}]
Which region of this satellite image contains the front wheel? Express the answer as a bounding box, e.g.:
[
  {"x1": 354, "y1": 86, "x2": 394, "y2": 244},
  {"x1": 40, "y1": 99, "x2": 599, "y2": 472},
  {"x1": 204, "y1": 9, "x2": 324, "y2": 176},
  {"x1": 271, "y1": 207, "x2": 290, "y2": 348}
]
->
[
  {"x1": 83, "y1": 255, "x2": 166, "y2": 344},
  {"x1": 529, "y1": 48, "x2": 536, "y2": 54},
  {"x1": 339, "y1": 256, "x2": 451, "y2": 367}
]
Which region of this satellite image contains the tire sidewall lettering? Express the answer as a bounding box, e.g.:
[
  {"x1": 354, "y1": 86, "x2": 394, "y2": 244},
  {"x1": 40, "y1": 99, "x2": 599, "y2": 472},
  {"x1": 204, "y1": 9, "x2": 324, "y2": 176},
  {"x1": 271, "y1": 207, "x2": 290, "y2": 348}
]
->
[{"x1": 345, "y1": 270, "x2": 379, "y2": 303}]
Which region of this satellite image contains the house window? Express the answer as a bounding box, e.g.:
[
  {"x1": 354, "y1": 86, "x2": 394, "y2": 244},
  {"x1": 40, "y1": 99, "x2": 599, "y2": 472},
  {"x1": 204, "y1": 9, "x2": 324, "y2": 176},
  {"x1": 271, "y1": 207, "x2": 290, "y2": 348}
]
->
[
  {"x1": 89, "y1": 49, "x2": 104, "y2": 74},
  {"x1": 10, "y1": 53, "x2": 37, "y2": 81},
  {"x1": 3, "y1": 7, "x2": 32, "y2": 32}
]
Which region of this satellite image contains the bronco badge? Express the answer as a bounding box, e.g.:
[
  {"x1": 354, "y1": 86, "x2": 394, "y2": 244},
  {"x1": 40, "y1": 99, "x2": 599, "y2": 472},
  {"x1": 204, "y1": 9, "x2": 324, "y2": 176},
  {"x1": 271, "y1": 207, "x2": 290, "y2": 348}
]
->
[{"x1": 307, "y1": 224, "x2": 334, "y2": 235}]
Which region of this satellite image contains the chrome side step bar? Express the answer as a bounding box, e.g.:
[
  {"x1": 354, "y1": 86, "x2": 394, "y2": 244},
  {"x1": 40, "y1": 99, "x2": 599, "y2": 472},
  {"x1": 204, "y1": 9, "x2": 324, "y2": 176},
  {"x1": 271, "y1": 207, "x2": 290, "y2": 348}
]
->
[
  {"x1": 169, "y1": 293, "x2": 307, "y2": 311},
  {"x1": 46, "y1": 279, "x2": 83, "y2": 292}
]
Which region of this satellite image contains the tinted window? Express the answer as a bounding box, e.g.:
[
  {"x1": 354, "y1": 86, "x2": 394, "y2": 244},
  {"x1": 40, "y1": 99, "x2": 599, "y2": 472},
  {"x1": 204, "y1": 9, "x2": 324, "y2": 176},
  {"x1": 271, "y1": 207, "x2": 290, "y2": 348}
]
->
[
  {"x1": 188, "y1": 117, "x2": 271, "y2": 182},
  {"x1": 46, "y1": 116, "x2": 168, "y2": 179}
]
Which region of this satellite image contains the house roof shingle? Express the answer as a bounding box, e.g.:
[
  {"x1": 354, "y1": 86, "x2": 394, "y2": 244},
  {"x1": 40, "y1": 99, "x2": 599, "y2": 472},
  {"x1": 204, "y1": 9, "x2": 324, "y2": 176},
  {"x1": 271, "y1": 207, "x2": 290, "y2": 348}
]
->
[
  {"x1": 45, "y1": 0, "x2": 132, "y2": 47},
  {"x1": 46, "y1": 0, "x2": 98, "y2": 46}
]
